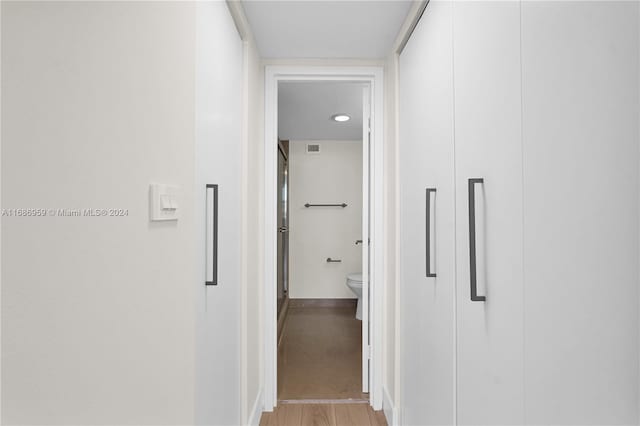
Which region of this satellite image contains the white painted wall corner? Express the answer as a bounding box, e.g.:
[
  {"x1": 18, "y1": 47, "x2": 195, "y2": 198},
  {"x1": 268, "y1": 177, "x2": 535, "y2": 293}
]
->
[
  {"x1": 248, "y1": 387, "x2": 264, "y2": 426},
  {"x1": 383, "y1": 386, "x2": 398, "y2": 426}
]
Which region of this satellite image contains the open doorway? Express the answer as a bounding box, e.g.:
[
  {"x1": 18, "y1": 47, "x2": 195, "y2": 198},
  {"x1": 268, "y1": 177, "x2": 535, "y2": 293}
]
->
[
  {"x1": 264, "y1": 66, "x2": 384, "y2": 412},
  {"x1": 276, "y1": 81, "x2": 368, "y2": 402}
]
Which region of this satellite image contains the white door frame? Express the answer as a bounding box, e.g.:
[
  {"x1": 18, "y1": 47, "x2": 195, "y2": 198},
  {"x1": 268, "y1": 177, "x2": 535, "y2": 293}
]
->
[{"x1": 263, "y1": 65, "x2": 384, "y2": 412}]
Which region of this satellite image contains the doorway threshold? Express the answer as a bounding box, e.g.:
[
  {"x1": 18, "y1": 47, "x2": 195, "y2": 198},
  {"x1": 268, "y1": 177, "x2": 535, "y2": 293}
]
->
[{"x1": 278, "y1": 398, "x2": 369, "y2": 405}]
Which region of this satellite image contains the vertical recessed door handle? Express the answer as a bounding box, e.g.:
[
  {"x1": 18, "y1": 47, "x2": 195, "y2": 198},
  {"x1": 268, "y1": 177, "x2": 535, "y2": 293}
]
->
[
  {"x1": 426, "y1": 188, "x2": 436, "y2": 278},
  {"x1": 468, "y1": 178, "x2": 485, "y2": 301},
  {"x1": 205, "y1": 184, "x2": 218, "y2": 286}
]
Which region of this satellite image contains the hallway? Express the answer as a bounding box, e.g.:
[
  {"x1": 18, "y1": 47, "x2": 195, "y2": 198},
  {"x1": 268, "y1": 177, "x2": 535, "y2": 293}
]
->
[{"x1": 2, "y1": 1, "x2": 640, "y2": 425}]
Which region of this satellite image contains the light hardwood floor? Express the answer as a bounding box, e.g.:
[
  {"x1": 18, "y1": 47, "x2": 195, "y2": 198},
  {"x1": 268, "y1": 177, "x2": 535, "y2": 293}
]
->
[{"x1": 259, "y1": 403, "x2": 388, "y2": 426}]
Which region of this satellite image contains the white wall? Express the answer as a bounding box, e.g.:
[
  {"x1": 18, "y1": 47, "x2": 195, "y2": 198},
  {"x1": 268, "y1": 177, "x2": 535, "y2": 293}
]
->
[
  {"x1": 225, "y1": 3, "x2": 266, "y2": 423},
  {"x1": 243, "y1": 39, "x2": 264, "y2": 424},
  {"x1": 289, "y1": 140, "x2": 362, "y2": 299},
  {"x1": 1, "y1": 2, "x2": 196, "y2": 423},
  {"x1": 383, "y1": 53, "x2": 398, "y2": 410},
  {"x1": 2, "y1": 2, "x2": 249, "y2": 424},
  {"x1": 1, "y1": 2, "x2": 4, "y2": 420},
  {"x1": 195, "y1": 2, "x2": 243, "y2": 425}
]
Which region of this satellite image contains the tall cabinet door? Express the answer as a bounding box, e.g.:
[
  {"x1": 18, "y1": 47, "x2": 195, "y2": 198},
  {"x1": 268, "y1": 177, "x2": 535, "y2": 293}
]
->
[
  {"x1": 399, "y1": 2, "x2": 456, "y2": 425},
  {"x1": 453, "y1": 2, "x2": 524, "y2": 424},
  {"x1": 522, "y1": 2, "x2": 639, "y2": 423}
]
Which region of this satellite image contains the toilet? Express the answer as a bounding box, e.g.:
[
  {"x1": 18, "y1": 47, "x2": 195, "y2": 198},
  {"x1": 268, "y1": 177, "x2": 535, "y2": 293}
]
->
[{"x1": 346, "y1": 273, "x2": 363, "y2": 320}]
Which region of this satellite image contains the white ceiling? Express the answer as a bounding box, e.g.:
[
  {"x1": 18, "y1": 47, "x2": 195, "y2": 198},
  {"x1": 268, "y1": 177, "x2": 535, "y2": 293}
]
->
[
  {"x1": 278, "y1": 82, "x2": 364, "y2": 140},
  {"x1": 241, "y1": 1, "x2": 414, "y2": 59}
]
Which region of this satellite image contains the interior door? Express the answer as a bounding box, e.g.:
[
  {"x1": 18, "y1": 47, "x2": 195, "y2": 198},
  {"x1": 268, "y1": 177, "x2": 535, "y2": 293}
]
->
[
  {"x1": 361, "y1": 85, "x2": 371, "y2": 393},
  {"x1": 453, "y1": 2, "x2": 524, "y2": 424},
  {"x1": 399, "y1": 2, "x2": 456, "y2": 424}
]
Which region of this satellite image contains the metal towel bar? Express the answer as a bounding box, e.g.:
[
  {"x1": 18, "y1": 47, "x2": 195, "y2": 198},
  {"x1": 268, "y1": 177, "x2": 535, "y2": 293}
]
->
[{"x1": 305, "y1": 203, "x2": 347, "y2": 208}]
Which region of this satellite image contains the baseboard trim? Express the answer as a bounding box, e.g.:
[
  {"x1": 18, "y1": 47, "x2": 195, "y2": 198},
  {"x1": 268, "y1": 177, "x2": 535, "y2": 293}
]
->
[
  {"x1": 289, "y1": 298, "x2": 357, "y2": 308},
  {"x1": 382, "y1": 387, "x2": 397, "y2": 426},
  {"x1": 248, "y1": 388, "x2": 264, "y2": 426}
]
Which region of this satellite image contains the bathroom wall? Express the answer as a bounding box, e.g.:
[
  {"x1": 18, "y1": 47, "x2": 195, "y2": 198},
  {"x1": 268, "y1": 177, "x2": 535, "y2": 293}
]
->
[{"x1": 289, "y1": 140, "x2": 363, "y2": 299}]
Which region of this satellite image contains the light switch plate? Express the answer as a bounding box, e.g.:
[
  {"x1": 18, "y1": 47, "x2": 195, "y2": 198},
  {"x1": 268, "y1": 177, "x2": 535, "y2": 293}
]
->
[{"x1": 149, "y1": 183, "x2": 180, "y2": 221}]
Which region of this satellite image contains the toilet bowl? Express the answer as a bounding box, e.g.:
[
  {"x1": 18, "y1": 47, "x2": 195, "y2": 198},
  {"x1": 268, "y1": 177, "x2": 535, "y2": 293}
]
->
[{"x1": 346, "y1": 273, "x2": 363, "y2": 320}]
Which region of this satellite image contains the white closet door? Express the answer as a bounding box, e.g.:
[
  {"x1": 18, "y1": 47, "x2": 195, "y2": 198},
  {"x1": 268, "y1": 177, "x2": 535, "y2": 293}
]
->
[
  {"x1": 453, "y1": 2, "x2": 524, "y2": 424},
  {"x1": 522, "y1": 2, "x2": 639, "y2": 423},
  {"x1": 399, "y1": 2, "x2": 456, "y2": 424}
]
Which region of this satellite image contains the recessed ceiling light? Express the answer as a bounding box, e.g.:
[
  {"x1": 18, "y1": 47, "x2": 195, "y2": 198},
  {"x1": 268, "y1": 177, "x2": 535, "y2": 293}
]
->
[{"x1": 331, "y1": 114, "x2": 351, "y2": 122}]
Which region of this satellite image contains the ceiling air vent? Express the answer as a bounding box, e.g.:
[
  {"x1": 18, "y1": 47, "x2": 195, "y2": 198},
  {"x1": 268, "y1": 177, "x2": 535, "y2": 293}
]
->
[{"x1": 306, "y1": 143, "x2": 321, "y2": 154}]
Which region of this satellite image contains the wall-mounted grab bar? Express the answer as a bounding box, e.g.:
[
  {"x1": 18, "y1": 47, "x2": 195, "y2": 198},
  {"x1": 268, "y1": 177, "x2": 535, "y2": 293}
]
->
[
  {"x1": 305, "y1": 203, "x2": 347, "y2": 208},
  {"x1": 326, "y1": 257, "x2": 342, "y2": 263}
]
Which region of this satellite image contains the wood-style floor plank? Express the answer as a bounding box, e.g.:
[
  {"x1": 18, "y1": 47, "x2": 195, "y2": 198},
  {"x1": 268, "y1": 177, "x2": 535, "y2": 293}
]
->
[
  {"x1": 366, "y1": 405, "x2": 388, "y2": 426},
  {"x1": 276, "y1": 404, "x2": 304, "y2": 426},
  {"x1": 300, "y1": 404, "x2": 337, "y2": 426},
  {"x1": 334, "y1": 403, "x2": 371, "y2": 426},
  {"x1": 261, "y1": 403, "x2": 387, "y2": 426},
  {"x1": 259, "y1": 411, "x2": 273, "y2": 426},
  {"x1": 374, "y1": 410, "x2": 388, "y2": 426}
]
